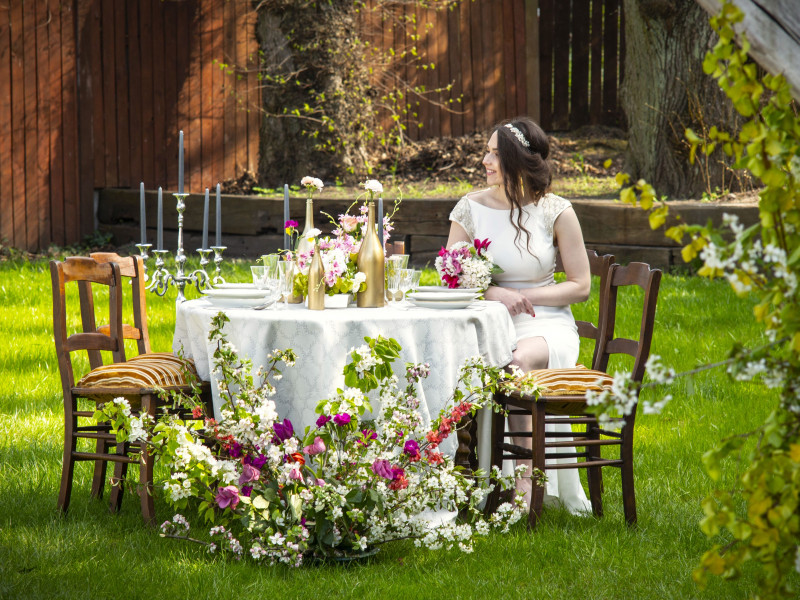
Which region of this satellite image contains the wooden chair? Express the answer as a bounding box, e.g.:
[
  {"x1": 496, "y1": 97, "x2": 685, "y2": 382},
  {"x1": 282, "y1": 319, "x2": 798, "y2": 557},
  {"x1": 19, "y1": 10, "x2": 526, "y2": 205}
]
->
[
  {"x1": 51, "y1": 257, "x2": 204, "y2": 523},
  {"x1": 487, "y1": 261, "x2": 662, "y2": 527}
]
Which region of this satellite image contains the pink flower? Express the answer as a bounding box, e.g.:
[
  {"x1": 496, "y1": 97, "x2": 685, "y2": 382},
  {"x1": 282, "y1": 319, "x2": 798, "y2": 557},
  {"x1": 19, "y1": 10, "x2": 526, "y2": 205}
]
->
[
  {"x1": 474, "y1": 238, "x2": 491, "y2": 254},
  {"x1": 215, "y1": 486, "x2": 240, "y2": 509},
  {"x1": 316, "y1": 414, "x2": 332, "y2": 428},
  {"x1": 239, "y1": 463, "x2": 261, "y2": 486},
  {"x1": 333, "y1": 413, "x2": 351, "y2": 426},
  {"x1": 372, "y1": 459, "x2": 394, "y2": 480},
  {"x1": 303, "y1": 436, "x2": 326, "y2": 455},
  {"x1": 315, "y1": 478, "x2": 326, "y2": 486},
  {"x1": 340, "y1": 214, "x2": 359, "y2": 232},
  {"x1": 289, "y1": 466, "x2": 303, "y2": 481}
]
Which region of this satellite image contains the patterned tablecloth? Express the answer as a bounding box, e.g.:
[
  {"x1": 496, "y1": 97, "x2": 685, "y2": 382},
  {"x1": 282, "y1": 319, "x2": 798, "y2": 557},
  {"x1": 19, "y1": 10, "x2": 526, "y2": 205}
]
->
[{"x1": 173, "y1": 299, "x2": 517, "y2": 461}]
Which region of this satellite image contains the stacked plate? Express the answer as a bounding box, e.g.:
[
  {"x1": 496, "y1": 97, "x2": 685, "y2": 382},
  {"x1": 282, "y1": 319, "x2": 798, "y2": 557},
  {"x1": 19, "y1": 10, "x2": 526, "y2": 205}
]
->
[
  {"x1": 407, "y1": 287, "x2": 482, "y2": 310},
  {"x1": 201, "y1": 286, "x2": 270, "y2": 308}
]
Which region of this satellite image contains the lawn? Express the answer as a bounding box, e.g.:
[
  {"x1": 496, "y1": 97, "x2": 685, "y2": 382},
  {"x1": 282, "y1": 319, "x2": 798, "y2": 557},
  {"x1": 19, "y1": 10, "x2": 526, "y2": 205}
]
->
[{"x1": 0, "y1": 255, "x2": 789, "y2": 599}]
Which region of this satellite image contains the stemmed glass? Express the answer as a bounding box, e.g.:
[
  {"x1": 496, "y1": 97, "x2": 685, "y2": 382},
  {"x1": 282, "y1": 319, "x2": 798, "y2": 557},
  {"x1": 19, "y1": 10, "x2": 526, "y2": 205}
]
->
[
  {"x1": 387, "y1": 270, "x2": 401, "y2": 307},
  {"x1": 277, "y1": 260, "x2": 295, "y2": 310},
  {"x1": 252, "y1": 264, "x2": 281, "y2": 309},
  {"x1": 398, "y1": 268, "x2": 413, "y2": 309}
]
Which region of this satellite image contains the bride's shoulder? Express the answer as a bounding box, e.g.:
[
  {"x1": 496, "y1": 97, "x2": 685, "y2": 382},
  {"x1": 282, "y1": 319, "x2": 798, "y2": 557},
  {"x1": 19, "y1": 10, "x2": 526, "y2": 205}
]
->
[
  {"x1": 461, "y1": 188, "x2": 496, "y2": 207},
  {"x1": 540, "y1": 192, "x2": 572, "y2": 213}
]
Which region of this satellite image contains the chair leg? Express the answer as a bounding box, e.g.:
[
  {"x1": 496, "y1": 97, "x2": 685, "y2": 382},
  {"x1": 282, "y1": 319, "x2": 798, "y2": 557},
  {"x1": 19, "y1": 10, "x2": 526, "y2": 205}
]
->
[
  {"x1": 586, "y1": 422, "x2": 604, "y2": 517},
  {"x1": 109, "y1": 442, "x2": 128, "y2": 513},
  {"x1": 620, "y1": 424, "x2": 637, "y2": 526},
  {"x1": 527, "y1": 402, "x2": 546, "y2": 529},
  {"x1": 139, "y1": 395, "x2": 156, "y2": 525},
  {"x1": 57, "y1": 424, "x2": 76, "y2": 513}
]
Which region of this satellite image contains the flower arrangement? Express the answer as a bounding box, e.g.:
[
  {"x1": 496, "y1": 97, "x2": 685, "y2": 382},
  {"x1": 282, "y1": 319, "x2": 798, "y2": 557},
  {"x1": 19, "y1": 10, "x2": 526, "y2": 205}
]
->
[
  {"x1": 301, "y1": 176, "x2": 324, "y2": 198},
  {"x1": 104, "y1": 312, "x2": 527, "y2": 565},
  {"x1": 435, "y1": 238, "x2": 502, "y2": 289}
]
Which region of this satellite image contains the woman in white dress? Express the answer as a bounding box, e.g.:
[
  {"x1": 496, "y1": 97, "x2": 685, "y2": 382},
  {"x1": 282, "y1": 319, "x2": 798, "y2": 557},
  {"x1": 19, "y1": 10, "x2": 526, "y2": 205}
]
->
[{"x1": 446, "y1": 117, "x2": 592, "y2": 513}]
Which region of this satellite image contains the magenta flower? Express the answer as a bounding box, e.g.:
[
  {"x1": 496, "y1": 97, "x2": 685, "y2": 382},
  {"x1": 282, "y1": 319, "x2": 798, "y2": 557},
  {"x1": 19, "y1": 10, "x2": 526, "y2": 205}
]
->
[
  {"x1": 241, "y1": 486, "x2": 252, "y2": 497},
  {"x1": 303, "y1": 436, "x2": 326, "y2": 455},
  {"x1": 333, "y1": 413, "x2": 351, "y2": 426},
  {"x1": 372, "y1": 459, "x2": 394, "y2": 480},
  {"x1": 239, "y1": 463, "x2": 261, "y2": 486},
  {"x1": 316, "y1": 414, "x2": 332, "y2": 428},
  {"x1": 357, "y1": 429, "x2": 377, "y2": 446},
  {"x1": 273, "y1": 419, "x2": 294, "y2": 441},
  {"x1": 215, "y1": 486, "x2": 240, "y2": 510},
  {"x1": 228, "y1": 441, "x2": 242, "y2": 458},
  {"x1": 474, "y1": 238, "x2": 491, "y2": 254},
  {"x1": 403, "y1": 439, "x2": 420, "y2": 456},
  {"x1": 245, "y1": 453, "x2": 268, "y2": 470},
  {"x1": 391, "y1": 466, "x2": 405, "y2": 480}
]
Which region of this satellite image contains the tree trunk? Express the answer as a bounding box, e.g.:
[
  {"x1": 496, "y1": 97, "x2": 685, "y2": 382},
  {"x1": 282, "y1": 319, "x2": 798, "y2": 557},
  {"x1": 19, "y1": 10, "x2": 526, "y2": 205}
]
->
[{"x1": 621, "y1": 0, "x2": 743, "y2": 199}]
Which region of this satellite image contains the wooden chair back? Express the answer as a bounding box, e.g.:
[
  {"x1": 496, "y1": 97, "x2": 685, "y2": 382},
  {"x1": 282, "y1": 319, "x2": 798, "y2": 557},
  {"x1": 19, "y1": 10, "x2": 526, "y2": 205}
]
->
[
  {"x1": 555, "y1": 249, "x2": 615, "y2": 369},
  {"x1": 595, "y1": 261, "x2": 662, "y2": 383},
  {"x1": 89, "y1": 252, "x2": 152, "y2": 357}
]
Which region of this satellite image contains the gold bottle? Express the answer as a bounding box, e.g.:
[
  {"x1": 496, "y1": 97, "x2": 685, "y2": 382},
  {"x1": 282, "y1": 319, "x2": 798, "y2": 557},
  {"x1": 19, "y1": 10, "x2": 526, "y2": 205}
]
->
[
  {"x1": 356, "y1": 201, "x2": 385, "y2": 307},
  {"x1": 296, "y1": 199, "x2": 315, "y2": 255},
  {"x1": 307, "y1": 240, "x2": 325, "y2": 310}
]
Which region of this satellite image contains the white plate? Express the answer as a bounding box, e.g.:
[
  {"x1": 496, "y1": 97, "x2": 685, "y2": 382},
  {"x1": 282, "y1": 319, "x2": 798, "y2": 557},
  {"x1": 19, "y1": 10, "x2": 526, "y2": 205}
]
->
[
  {"x1": 415, "y1": 286, "x2": 484, "y2": 295},
  {"x1": 409, "y1": 298, "x2": 475, "y2": 310},
  {"x1": 213, "y1": 283, "x2": 255, "y2": 290},
  {"x1": 408, "y1": 291, "x2": 479, "y2": 302},
  {"x1": 203, "y1": 288, "x2": 268, "y2": 299}
]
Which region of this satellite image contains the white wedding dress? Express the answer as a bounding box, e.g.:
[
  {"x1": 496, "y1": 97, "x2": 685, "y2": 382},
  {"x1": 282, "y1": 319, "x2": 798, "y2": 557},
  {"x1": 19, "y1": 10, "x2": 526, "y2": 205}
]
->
[{"x1": 450, "y1": 192, "x2": 592, "y2": 514}]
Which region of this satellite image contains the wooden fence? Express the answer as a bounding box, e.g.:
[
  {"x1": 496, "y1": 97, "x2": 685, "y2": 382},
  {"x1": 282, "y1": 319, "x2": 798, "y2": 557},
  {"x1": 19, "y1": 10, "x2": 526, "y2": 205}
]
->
[{"x1": 1, "y1": 0, "x2": 623, "y2": 253}]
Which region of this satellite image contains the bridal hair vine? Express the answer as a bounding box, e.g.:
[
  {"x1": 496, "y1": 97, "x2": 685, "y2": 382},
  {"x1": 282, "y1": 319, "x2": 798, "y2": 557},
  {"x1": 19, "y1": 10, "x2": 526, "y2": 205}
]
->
[{"x1": 504, "y1": 123, "x2": 530, "y2": 148}]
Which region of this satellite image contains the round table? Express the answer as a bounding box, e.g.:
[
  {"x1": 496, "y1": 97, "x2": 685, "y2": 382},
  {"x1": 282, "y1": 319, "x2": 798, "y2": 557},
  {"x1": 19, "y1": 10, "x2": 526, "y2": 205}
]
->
[{"x1": 173, "y1": 299, "x2": 517, "y2": 460}]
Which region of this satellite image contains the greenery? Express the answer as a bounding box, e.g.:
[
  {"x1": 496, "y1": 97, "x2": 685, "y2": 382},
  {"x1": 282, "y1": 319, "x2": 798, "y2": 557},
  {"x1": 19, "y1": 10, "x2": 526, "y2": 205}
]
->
[
  {"x1": 616, "y1": 2, "x2": 800, "y2": 598},
  {"x1": 1, "y1": 254, "x2": 796, "y2": 598}
]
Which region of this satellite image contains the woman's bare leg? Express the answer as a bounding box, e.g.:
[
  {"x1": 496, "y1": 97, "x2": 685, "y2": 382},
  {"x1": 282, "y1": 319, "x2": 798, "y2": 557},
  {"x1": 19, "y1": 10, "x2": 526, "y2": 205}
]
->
[{"x1": 508, "y1": 336, "x2": 549, "y2": 507}]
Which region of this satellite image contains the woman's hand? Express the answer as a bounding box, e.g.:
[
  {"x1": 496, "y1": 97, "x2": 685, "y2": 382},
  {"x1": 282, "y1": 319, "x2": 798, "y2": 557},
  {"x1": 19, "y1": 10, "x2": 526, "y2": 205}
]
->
[{"x1": 485, "y1": 286, "x2": 535, "y2": 317}]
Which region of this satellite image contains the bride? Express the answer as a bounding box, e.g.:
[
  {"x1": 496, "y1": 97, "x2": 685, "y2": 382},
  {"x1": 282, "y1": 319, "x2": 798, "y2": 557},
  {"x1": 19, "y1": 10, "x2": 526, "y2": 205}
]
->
[{"x1": 446, "y1": 117, "x2": 592, "y2": 513}]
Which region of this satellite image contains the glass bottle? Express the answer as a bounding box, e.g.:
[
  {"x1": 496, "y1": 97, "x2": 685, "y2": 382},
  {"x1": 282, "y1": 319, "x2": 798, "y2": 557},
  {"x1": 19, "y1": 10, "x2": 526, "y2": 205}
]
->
[
  {"x1": 296, "y1": 199, "x2": 315, "y2": 255},
  {"x1": 307, "y1": 240, "x2": 325, "y2": 310},
  {"x1": 356, "y1": 201, "x2": 385, "y2": 307}
]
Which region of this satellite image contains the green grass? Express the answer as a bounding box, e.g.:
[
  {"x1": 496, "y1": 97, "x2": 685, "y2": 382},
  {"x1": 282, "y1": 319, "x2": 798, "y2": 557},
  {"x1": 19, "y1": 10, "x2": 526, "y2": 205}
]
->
[{"x1": 0, "y1": 256, "x2": 791, "y2": 599}]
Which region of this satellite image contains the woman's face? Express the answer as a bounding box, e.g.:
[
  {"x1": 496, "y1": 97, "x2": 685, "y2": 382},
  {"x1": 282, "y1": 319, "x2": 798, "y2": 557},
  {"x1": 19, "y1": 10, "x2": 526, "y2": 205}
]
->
[{"x1": 483, "y1": 131, "x2": 503, "y2": 187}]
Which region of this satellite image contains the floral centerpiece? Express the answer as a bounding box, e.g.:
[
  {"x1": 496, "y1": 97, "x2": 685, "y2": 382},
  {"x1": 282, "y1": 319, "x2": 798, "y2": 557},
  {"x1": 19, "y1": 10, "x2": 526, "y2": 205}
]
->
[
  {"x1": 96, "y1": 312, "x2": 530, "y2": 565},
  {"x1": 435, "y1": 238, "x2": 502, "y2": 289},
  {"x1": 288, "y1": 178, "x2": 399, "y2": 298}
]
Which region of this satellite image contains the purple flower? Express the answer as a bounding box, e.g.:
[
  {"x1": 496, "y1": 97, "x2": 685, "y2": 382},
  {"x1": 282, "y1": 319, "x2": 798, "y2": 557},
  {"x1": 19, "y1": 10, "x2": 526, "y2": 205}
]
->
[
  {"x1": 245, "y1": 453, "x2": 268, "y2": 470},
  {"x1": 315, "y1": 478, "x2": 326, "y2": 486},
  {"x1": 241, "y1": 486, "x2": 252, "y2": 497},
  {"x1": 228, "y1": 441, "x2": 242, "y2": 458},
  {"x1": 215, "y1": 486, "x2": 240, "y2": 510},
  {"x1": 372, "y1": 459, "x2": 394, "y2": 480},
  {"x1": 333, "y1": 413, "x2": 351, "y2": 426},
  {"x1": 239, "y1": 463, "x2": 261, "y2": 486},
  {"x1": 403, "y1": 439, "x2": 420, "y2": 456},
  {"x1": 357, "y1": 429, "x2": 377, "y2": 446},
  {"x1": 391, "y1": 466, "x2": 405, "y2": 480},
  {"x1": 303, "y1": 436, "x2": 326, "y2": 456},
  {"x1": 273, "y1": 419, "x2": 294, "y2": 441},
  {"x1": 316, "y1": 414, "x2": 332, "y2": 428}
]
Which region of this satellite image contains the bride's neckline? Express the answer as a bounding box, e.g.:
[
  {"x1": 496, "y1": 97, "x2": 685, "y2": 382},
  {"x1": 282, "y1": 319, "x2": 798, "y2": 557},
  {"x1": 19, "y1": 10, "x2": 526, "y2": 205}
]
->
[{"x1": 466, "y1": 190, "x2": 544, "y2": 211}]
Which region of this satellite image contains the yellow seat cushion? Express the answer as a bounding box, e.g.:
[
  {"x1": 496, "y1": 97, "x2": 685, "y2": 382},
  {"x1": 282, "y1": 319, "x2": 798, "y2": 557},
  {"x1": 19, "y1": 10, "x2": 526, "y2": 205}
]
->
[
  {"x1": 75, "y1": 354, "x2": 198, "y2": 402},
  {"x1": 522, "y1": 367, "x2": 614, "y2": 396}
]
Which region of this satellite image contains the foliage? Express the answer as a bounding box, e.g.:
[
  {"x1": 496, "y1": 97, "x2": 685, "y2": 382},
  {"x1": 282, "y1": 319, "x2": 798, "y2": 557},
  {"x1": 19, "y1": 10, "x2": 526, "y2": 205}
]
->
[
  {"x1": 98, "y1": 313, "x2": 528, "y2": 565},
  {"x1": 613, "y1": 2, "x2": 800, "y2": 597}
]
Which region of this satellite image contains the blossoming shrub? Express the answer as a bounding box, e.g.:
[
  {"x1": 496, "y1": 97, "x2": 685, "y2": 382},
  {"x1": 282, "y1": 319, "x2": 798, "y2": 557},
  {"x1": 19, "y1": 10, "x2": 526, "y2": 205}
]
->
[{"x1": 116, "y1": 313, "x2": 525, "y2": 565}]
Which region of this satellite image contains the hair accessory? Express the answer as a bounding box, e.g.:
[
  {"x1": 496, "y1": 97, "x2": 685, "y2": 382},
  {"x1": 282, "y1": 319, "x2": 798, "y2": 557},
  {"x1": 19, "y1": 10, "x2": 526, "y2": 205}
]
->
[{"x1": 504, "y1": 123, "x2": 530, "y2": 148}]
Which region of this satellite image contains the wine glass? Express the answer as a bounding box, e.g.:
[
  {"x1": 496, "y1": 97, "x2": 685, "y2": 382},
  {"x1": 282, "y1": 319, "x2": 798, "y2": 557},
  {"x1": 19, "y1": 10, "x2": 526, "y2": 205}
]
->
[
  {"x1": 251, "y1": 265, "x2": 268, "y2": 289},
  {"x1": 387, "y1": 269, "x2": 401, "y2": 307},
  {"x1": 385, "y1": 255, "x2": 402, "y2": 303},
  {"x1": 277, "y1": 260, "x2": 295, "y2": 310},
  {"x1": 398, "y1": 268, "x2": 413, "y2": 308}
]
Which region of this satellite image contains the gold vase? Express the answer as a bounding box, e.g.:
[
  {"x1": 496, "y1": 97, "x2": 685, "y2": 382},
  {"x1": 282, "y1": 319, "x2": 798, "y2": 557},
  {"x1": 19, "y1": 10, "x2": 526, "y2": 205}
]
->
[
  {"x1": 296, "y1": 198, "x2": 315, "y2": 256},
  {"x1": 307, "y1": 241, "x2": 325, "y2": 311},
  {"x1": 356, "y1": 201, "x2": 385, "y2": 308}
]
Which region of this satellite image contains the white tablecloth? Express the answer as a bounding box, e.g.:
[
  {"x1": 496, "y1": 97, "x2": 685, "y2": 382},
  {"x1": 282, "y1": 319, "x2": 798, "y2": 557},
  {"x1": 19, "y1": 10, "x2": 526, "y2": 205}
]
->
[{"x1": 173, "y1": 299, "x2": 516, "y2": 460}]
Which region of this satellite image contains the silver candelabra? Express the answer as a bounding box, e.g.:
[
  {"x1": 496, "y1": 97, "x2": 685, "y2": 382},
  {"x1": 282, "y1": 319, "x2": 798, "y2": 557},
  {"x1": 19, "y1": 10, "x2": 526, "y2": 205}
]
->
[{"x1": 136, "y1": 192, "x2": 226, "y2": 303}]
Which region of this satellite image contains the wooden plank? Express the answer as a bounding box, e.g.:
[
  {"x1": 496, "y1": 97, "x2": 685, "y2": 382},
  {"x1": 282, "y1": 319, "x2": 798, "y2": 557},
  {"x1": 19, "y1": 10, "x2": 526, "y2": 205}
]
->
[
  {"x1": 151, "y1": 0, "x2": 166, "y2": 185},
  {"x1": 114, "y1": 0, "x2": 130, "y2": 188},
  {"x1": 513, "y1": 0, "x2": 527, "y2": 116},
  {"x1": 551, "y1": 0, "x2": 570, "y2": 130},
  {"x1": 571, "y1": 0, "x2": 590, "y2": 128},
  {"x1": 200, "y1": 1, "x2": 213, "y2": 187},
  {"x1": 22, "y1": 0, "x2": 39, "y2": 249},
  {"x1": 392, "y1": 3, "x2": 409, "y2": 141},
  {"x1": 602, "y1": 0, "x2": 619, "y2": 124},
  {"x1": 477, "y1": 0, "x2": 493, "y2": 128},
  {"x1": 589, "y1": 0, "x2": 603, "y2": 123},
  {"x1": 244, "y1": 3, "x2": 259, "y2": 174},
  {"x1": 488, "y1": 0, "x2": 503, "y2": 123},
  {"x1": 538, "y1": 0, "x2": 553, "y2": 129},
  {"x1": 525, "y1": 0, "x2": 540, "y2": 122},
  {"x1": 163, "y1": 0, "x2": 178, "y2": 190},
  {"x1": 138, "y1": 0, "x2": 154, "y2": 186},
  {"x1": 0, "y1": 3, "x2": 14, "y2": 246},
  {"x1": 76, "y1": 0, "x2": 96, "y2": 240},
  {"x1": 446, "y1": 5, "x2": 462, "y2": 136},
  {"x1": 61, "y1": 0, "x2": 80, "y2": 244},
  {"x1": 210, "y1": 0, "x2": 224, "y2": 184},
  {"x1": 433, "y1": 6, "x2": 448, "y2": 138},
  {"x1": 458, "y1": 0, "x2": 474, "y2": 134},
  {"x1": 35, "y1": 0, "x2": 51, "y2": 250},
  {"x1": 502, "y1": 0, "x2": 517, "y2": 118},
  {"x1": 9, "y1": 0, "x2": 25, "y2": 248},
  {"x1": 48, "y1": 0, "x2": 64, "y2": 247},
  {"x1": 101, "y1": 0, "x2": 117, "y2": 186},
  {"x1": 418, "y1": 4, "x2": 431, "y2": 137},
  {"x1": 222, "y1": 0, "x2": 236, "y2": 181},
  {"x1": 187, "y1": 3, "x2": 202, "y2": 192},
  {"x1": 126, "y1": 1, "x2": 142, "y2": 185},
  {"x1": 232, "y1": 0, "x2": 246, "y2": 175}
]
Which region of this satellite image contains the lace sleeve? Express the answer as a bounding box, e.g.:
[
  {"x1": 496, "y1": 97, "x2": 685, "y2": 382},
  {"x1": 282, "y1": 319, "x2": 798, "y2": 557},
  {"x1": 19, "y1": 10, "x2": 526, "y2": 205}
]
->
[
  {"x1": 542, "y1": 193, "x2": 572, "y2": 237},
  {"x1": 449, "y1": 197, "x2": 475, "y2": 240}
]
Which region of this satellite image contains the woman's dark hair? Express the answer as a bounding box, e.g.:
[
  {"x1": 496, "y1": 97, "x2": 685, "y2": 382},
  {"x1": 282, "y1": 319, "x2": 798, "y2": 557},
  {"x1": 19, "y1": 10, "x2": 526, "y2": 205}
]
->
[{"x1": 493, "y1": 117, "x2": 551, "y2": 250}]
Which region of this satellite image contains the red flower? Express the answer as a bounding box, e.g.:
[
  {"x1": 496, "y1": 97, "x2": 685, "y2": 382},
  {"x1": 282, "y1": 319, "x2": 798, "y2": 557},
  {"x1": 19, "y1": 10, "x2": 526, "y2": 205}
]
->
[
  {"x1": 425, "y1": 449, "x2": 444, "y2": 466},
  {"x1": 191, "y1": 406, "x2": 203, "y2": 419},
  {"x1": 288, "y1": 452, "x2": 305, "y2": 465},
  {"x1": 389, "y1": 475, "x2": 409, "y2": 491}
]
